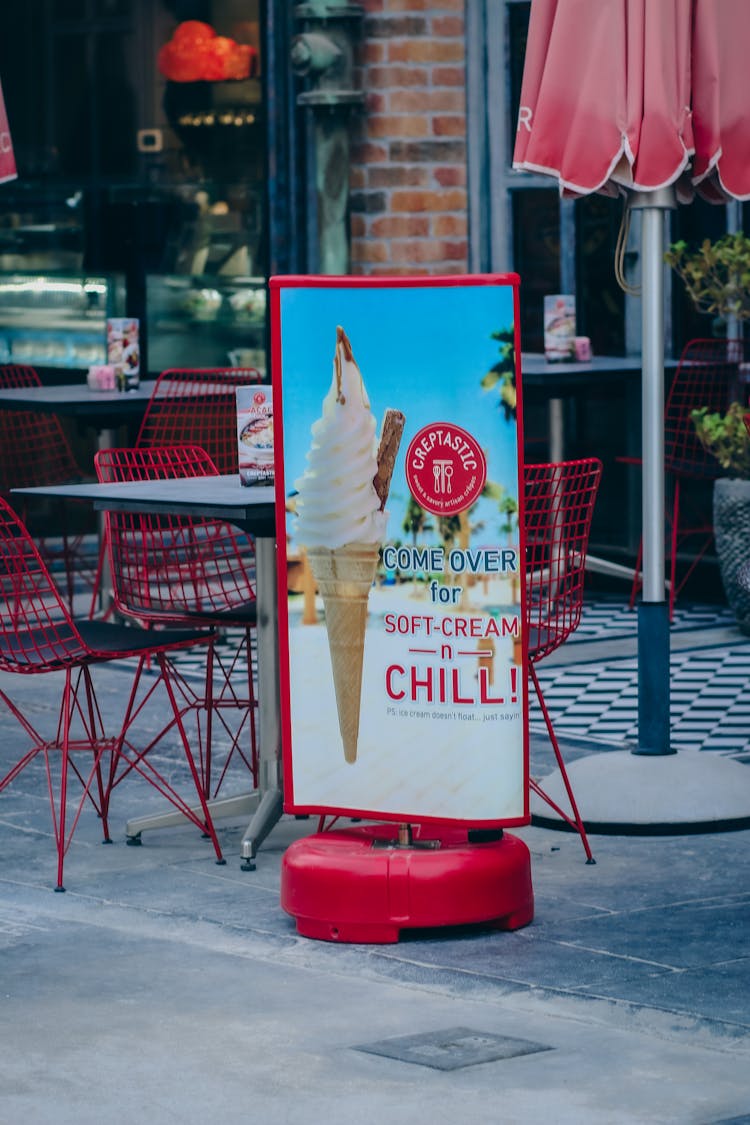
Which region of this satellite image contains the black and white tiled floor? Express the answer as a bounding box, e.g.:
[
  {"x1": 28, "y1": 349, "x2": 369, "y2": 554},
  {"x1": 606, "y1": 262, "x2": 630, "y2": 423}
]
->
[
  {"x1": 159, "y1": 598, "x2": 750, "y2": 757},
  {"x1": 66, "y1": 516, "x2": 749, "y2": 762},
  {"x1": 531, "y1": 598, "x2": 750, "y2": 756},
  {"x1": 176, "y1": 598, "x2": 750, "y2": 757},
  {"x1": 567, "y1": 596, "x2": 737, "y2": 643}
]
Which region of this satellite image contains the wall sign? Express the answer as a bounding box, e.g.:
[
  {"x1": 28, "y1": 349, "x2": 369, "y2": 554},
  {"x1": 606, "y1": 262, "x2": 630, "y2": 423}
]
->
[{"x1": 271, "y1": 275, "x2": 528, "y2": 827}]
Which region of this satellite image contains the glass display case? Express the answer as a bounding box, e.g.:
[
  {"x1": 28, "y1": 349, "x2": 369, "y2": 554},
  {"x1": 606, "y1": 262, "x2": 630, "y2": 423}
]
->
[
  {"x1": 146, "y1": 273, "x2": 267, "y2": 375},
  {"x1": 0, "y1": 273, "x2": 125, "y2": 369}
]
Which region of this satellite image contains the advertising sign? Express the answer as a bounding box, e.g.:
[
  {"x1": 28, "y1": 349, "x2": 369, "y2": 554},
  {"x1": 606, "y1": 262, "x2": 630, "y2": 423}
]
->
[
  {"x1": 106, "y1": 318, "x2": 140, "y2": 389},
  {"x1": 271, "y1": 275, "x2": 527, "y2": 827}
]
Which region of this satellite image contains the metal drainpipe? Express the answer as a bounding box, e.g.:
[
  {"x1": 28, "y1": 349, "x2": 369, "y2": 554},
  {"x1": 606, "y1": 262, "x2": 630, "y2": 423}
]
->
[{"x1": 291, "y1": 2, "x2": 364, "y2": 275}]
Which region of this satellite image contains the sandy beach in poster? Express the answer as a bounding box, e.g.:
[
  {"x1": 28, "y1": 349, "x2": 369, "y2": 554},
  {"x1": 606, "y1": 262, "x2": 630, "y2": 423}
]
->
[{"x1": 287, "y1": 581, "x2": 525, "y2": 820}]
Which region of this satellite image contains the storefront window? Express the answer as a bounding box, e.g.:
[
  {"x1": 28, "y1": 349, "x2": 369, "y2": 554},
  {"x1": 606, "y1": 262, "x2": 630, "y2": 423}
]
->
[
  {"x1": 576, "y1": 194, "x2": 625, "y2": 356},
  {"x1": 511, "y1": 189, "x2": 559, "y2": 353},
  {"x1": 0, "y1": 0, "x2": 270, "y2": 374}
]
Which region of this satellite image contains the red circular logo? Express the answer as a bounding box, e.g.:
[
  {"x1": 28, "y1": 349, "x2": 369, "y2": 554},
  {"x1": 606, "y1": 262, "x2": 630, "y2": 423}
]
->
[
  {"x1": 405, "y1": 423, "x2": 487, "y2": 516},
  {"x1": 253, "y1": 390, "x2": 267, "y2": 405}
]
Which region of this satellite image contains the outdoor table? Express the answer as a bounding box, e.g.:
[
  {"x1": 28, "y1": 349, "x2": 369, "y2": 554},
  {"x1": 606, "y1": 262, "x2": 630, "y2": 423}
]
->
[
  {"x1": 520, "y1": 352, "x2": 680, "y2": 461},
  {"x1": 12, "y1": 475, "x2": 282, "y2": 866},
  {"x1": 521, "y1": 352, "x2": 679, "y2": 569},
  {"x1": 0, "y1": 380, "x2": 162, "y2": 612},
  {"x1": 0, "y1": 379, "x2": 159, "y2": 448}
]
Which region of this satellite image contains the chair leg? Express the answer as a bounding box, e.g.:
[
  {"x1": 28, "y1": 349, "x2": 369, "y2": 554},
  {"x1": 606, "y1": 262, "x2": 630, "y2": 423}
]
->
[
  {"x1": 112, "y1": 653, "x2": 225, "y2": 863},
  {"x1": 204, "y1": 635, "x2": 216, "y2": 797},
  {"x1": 0, "y1": 666, "x2": 117, "y2": 891},
  {"x1": 207, "y1": 626, "x2": 258, "y2": 796},
  {"x1": 529, "y1": 664, "x2": 595, "y2": 863},
  {"x1": 155, "y1": 653, "x2": 225, "y2": 863},
  {"x1": 177, "y1": 627, "x2": 259, "y2": 801}
]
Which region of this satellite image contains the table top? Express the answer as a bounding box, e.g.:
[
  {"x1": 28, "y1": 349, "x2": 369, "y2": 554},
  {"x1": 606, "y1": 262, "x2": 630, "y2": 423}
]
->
[
  {"x1": 0, "y1": 380, "x2": 158, "y2": 423},
  {"x1": 520, "y1": 352, "x2": 678, "y2": 388},
  {"x1": 12, "y1": 474, "x2": 277, "y2": 537}
]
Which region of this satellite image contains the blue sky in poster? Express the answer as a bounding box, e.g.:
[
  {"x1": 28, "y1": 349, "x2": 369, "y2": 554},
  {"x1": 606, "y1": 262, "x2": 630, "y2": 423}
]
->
[{"x1": 278, "y1": 282, "x2": 518, "y2": 547}]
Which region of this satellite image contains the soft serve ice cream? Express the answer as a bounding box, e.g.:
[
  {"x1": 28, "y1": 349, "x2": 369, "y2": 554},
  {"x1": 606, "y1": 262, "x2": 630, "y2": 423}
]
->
[
  {"x1": 294, "y1": 326, "x2": 404, "y2": 763},
  {"x1": 294, "y1": 326, "x2": 387, "y2": 549}
]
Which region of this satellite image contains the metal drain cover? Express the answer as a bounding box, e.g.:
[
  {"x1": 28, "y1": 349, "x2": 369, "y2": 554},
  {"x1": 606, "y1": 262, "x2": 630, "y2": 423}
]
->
[{"x1": 354, "y1": 1026, "x2": 552, "y2": 1071}]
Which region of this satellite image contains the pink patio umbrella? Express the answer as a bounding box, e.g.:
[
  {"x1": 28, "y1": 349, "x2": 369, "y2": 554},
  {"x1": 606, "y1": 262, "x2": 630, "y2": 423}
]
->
[
  {"x1": 514, "y1": 0, "x2": 750, "y2": 760},
  {"x1": 0, "y1": 79, "x2": 16, "y2": 185}
]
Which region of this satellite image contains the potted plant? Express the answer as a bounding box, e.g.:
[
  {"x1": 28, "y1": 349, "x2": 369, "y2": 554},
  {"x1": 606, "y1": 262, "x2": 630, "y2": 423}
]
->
[
  {"x1": 666, "y1": 232, "x2": 750, "y2": 628},
  {"x1": 665, "y1": 231, "x2": 750, "y2": 334},
  {"x1": 691, "y1": 402, "x2": 750, "y2": 632}
]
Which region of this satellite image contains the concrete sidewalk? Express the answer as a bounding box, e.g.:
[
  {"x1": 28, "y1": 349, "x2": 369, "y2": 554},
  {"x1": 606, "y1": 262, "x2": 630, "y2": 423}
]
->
[{"x1": 1, "y1": 660, "x2": 749, "y2": 1124}]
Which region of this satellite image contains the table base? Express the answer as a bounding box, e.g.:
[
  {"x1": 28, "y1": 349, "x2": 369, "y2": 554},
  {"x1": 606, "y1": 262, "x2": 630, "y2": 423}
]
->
[{"x1": 125, "y1": 785, "x2": 284, "y2": 864}]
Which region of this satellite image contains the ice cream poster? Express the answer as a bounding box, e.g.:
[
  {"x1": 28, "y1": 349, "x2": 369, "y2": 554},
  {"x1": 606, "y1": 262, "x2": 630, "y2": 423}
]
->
[{"x1": 271, "y1": 275, "x2": 528, "y2": 826}]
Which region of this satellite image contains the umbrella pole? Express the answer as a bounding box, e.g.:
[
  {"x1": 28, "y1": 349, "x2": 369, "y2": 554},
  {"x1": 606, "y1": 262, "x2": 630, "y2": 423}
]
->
[{"x1": 630, "y1": 190, "x2": 675, "y2": 755}]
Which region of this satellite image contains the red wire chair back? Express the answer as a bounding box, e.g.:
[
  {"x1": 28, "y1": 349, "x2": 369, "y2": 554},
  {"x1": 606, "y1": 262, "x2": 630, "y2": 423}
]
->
[
  {"x1": 0, "y1": 497, "x2": 89, "y2": 669},
  {"x1": 94, "y1": 445, "x2": 256, "y2": 622},
  {"x1": 135, "y1": 367, "x2": 262, "y2": 474},
  {"x1": 95, "y1": 444, "x2": 259, "y2": 797},
  {"x1": 0, "y1": 363, "x2": 92, "y2": 612},
  {"x1": 664, "y1": 338, "x2": 749, "y2": 479},
  {"x1": 523, "y1": 458, "x2": 603, "y2": 864},
  {"x1": 0, "y1": 363, "x2": 83, "y2": 492},
  {"x1": 0, "y1": 363, "x2": 42, "y2": 388},
  {"x1": 524, "y1": 458, "x2": 603, "y2": 664}
]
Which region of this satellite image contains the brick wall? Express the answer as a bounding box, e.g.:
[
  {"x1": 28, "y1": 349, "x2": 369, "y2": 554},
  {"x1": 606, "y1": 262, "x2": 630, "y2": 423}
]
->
[{"x1": 349, "y1": 0, "x2": 468, "y2": 276}]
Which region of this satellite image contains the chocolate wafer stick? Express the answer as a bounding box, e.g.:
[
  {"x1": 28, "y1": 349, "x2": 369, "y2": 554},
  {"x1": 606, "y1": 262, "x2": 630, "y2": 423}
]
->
[{"x1": 373, "y1": 408, "x2": 406, "y2": 510}]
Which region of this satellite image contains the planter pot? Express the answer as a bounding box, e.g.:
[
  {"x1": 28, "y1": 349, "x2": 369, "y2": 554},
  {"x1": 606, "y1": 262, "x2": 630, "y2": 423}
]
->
[{"x1": 714, "y1": 477, "x2": 750, "y2": 633}]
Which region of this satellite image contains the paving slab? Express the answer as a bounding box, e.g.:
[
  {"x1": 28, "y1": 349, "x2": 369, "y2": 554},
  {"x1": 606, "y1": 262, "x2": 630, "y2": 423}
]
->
[{"x1": 2, "y1": 652, "x2": 750, "y2": 1121}]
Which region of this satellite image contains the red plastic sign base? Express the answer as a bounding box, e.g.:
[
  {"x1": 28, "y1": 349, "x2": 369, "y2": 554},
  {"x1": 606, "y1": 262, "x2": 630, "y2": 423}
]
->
[{"x1": 281, "y1": 824, "x2": 534, "y2": 943}]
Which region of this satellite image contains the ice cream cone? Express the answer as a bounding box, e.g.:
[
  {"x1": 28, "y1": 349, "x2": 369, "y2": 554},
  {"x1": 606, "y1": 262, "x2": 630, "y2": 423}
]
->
[{"x1": 307, "y1": 542, "x2": 380, "y2": 763}]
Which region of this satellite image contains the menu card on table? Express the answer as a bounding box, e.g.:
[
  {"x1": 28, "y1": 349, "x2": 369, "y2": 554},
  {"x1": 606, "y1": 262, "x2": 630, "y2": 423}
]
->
[
  {"x1": 107, "y1": 318, "x2": 140, "y2": 390},
  {"x1": 543, "y1": 295, "x2": 576, "y2": 362},
  {"x1": 236, "y1": 385, "x2": 274, "y2": 486}
]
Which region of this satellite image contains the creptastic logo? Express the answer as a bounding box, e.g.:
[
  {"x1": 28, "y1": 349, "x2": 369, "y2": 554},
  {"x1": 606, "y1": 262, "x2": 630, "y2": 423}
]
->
[{"x1": 405, "y1": 423, "x2": 487, "y2": 516}]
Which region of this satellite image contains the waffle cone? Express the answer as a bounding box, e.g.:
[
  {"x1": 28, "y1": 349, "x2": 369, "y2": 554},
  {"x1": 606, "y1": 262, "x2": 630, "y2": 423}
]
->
[{"x1": 307, "y1": 543, "x2": 380, "y2": 763}]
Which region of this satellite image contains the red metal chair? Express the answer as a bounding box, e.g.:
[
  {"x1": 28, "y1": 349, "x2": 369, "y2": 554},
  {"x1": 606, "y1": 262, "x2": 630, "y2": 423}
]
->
[
  {"x1": 94, "y1": 445, "x2": 258, "y2": 800},
  {"x1": 622, "y1": 338, "x2": 748, "y2": 618},
  {"x1": 0, "y1": 363, "x2": 95, "y2": 610},
  {"x1": 135, "y1": 367, "x2": 262, "y2": 473},
  {"x1": 0, "y1": 495, "x2": 227, "y2": 891},
  {"x1": 524, "y1": 458, "x2": 603, "y2": 862},
  {"x1": 90, "y1": 365, "x2": 263, "y2": 618}
]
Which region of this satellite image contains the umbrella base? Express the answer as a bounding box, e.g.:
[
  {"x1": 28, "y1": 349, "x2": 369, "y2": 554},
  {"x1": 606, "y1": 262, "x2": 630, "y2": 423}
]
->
[
  {"x1": 530, "y1": 749, "x2": 750, "y2": 834},
  {"x1": 635, "y1": 601, "x2": 674, "y2": 755}
]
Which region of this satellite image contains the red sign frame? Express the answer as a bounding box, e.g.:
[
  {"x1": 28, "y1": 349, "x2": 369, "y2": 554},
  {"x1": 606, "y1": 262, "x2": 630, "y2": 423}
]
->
[{"x1": 271, "y1": 274, "x2": 528, "y2": 829}]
